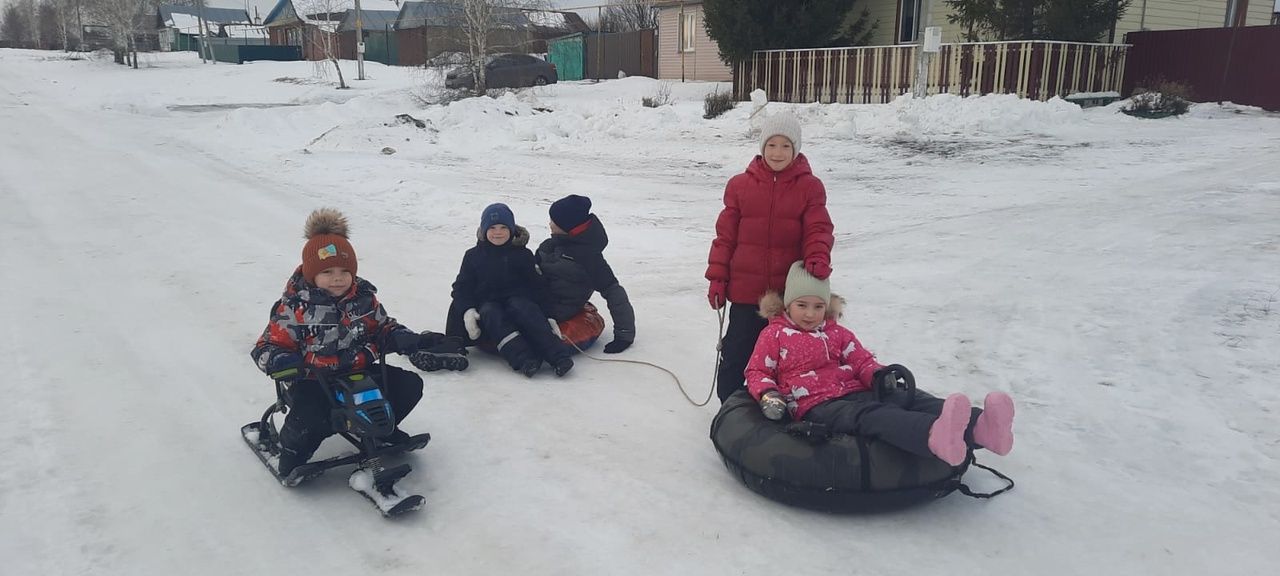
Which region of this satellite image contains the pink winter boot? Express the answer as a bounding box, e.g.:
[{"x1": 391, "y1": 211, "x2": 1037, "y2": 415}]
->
[
  {"x1": 973, "y1": 391, "x2": 1015, "y2": 456},
  {"x1": 928, "y1": 393, "x2": 971, "y2": 466}
]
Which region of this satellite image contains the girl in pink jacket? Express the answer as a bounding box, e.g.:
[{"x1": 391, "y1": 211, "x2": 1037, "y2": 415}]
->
[{"x1": 744, "y1": 262, "x2": 1016, "y2": 466}]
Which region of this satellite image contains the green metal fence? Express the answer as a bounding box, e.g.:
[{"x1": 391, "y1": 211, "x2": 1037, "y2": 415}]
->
[{"x1": 549, "y1": 33, "x2": 584, "y2": 81}]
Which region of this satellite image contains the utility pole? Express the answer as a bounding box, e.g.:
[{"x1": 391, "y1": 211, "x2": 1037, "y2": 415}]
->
[
  {"x1": 355, "y1": 0, "x2": 366, "y2": 80},
  {"x1": 75, "y1": 0, "x2": 83, "y2": 51},
  {"x1": 196, "y1": 0, "x2": 215, "y2": 64},
  {"x1": 911, "y1": 0, "x2": 938, "y2": 99},
  {"x1": 679, "y1": 2, "x2": 685, "y2": 82},
  {"x1": 596, "y1": 4, "x2": 602, "y2": 81}
]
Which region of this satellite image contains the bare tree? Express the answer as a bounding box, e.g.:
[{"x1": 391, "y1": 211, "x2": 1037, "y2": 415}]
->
[
  {"x1": 444, "y1": 0, "x2": 547, "y2": 94},
  {"x1": 28, "y1": 0, "x2": 81, "y2": 50},
  {"x1": 37, "y1": 0, "x2": 63, "y2": 49},
  {"x1": 87, "y1": 0, "x2": 148, "y2": 66},
  {"x1": 19, "y1": 0, "x2": 42, "y2": 48},
  {"x1": 597, "y1": 0, "x2": 655, "y2": 33},
  {"x1": 293, "y1": 0, "x2": 351, "y2": 88},
  {"x1": 54, "y1": 0, "x2": 77, "y2": 51}
]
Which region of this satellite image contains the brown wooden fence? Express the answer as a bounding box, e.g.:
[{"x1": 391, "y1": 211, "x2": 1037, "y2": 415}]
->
[
  {"x1": 1123, "y1": 25, "x2": 1280, "y2": 112},
  {"x1": 734, "y1": 41, "x2": 1129, "y2": 104},
  {"x1": 584, "y1": 29, "x2": 657, "y2": 80}
]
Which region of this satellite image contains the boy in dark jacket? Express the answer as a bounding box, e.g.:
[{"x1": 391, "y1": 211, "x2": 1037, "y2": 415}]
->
[
  {"x1": 251, "y1": 209, "x2": 466, "y2": 477},
  {"x1": 447, "y1": 203, "x2": 574, "y2": 377},
  {"x1": 535, "y1": 194, "x2": 635, "y2": 353}
]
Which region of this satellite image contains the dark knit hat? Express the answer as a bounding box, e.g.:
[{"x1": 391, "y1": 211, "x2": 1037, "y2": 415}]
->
[
  {"x1": 480, "y1": 203, "x2": 516, "y2": 233},
  {"x1": 301, "y1": 208, "x2": 357, "y2": 284},
  {"x1": 549, "y1": 194, "x2": 592, "y2": 231}
]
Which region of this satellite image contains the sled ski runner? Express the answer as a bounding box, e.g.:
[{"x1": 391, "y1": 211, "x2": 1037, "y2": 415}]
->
[
  {"x1": 349, "y1": 463, "x2": 426, "y2": 517},
  {"x1": 242, "y1": 421, "x2": 430, "y2": 516},
  {"x1": 242, "y1": 365, "x2": 431, "y2": 517}
]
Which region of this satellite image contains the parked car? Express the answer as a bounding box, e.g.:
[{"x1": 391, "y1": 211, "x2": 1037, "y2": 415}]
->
[{"x1": 445, "y1": 54, "x2": 558, "y2": 90}]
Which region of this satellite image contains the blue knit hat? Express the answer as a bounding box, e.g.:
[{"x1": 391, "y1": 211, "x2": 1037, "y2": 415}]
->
[{"x1": 480, "y1": 203, "x2": 516, "y2": 233}]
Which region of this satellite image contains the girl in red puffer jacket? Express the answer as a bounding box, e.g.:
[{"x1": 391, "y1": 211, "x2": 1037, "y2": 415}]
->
[
  {"x1": 745, "y1": 262, "x2": 1016, "y2": 466},
  {"x1": 706, "y1": 112, "x2": 835, "y2": 403}
]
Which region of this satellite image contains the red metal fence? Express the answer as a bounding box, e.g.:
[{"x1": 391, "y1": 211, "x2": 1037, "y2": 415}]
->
[
  {"x1": 734, "y1": 41, "x2": 1128, "y2": 104},
  {"x1": 1123, "y1": 25, "x2": 1280, "y2": 112}
]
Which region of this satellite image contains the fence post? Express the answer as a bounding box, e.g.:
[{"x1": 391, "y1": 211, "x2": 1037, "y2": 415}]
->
[{"x1": 1217, "y1": 26, "x2": 1240, "y2": 104}]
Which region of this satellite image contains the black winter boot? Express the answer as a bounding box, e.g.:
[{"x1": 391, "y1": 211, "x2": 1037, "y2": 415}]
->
[
  {"x1": 498, "y1": 333, "x2": 537, "y2": 370},
  {"x1": 519, "y1": 359, "x2": 542, "y2": 377},
  {"x1": 276, "y1": 411, "x2": 324, "y2": 480},
  {"x1": 409, "y1": 350, "x2": 469, "y2": 372},
  {"x1": 276, "y1": 447, "x2": 307, "y2": 478},
  {"x1": 553, "y1": 357, "x2": 574, "y2": 377}
]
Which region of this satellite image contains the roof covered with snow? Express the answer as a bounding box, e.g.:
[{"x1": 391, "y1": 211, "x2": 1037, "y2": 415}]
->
[
  {"x1": 222, "y1": 24, "x2": 269, "y2": 39},
  {"x1": 263, "y1": 0, "x2": 381, "y2": 28},
  {"x1": 157, "y1": 5, "x2": 252, "y2": 30},
  {"x1": 523, "y1": 10, "x2": 589, "y2": 34}
]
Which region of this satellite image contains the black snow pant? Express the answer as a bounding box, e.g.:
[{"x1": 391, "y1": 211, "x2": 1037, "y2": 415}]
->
[
  {"x1": 479, "y1": 296, "x2": 572, "y2": 369},
  {"x1": 802, "y1": 389, "x2": 984, "y2": 459},
  {"x1": 278, "y1": 365, "x2": 424, "y2": 462},
  {"x1": 716, "y1": 302, "x2": 769, "y2": 403}
]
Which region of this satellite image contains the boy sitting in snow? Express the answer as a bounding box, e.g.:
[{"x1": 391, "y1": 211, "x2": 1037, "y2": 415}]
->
[
  {"x1": 746, "y1": 261, "x2": 1016, "y2": 466},
  {"x1": 535, "y1": 194, "x2": 636, "y2": 353},
  {"x1": 446, "y1": 203, "x2": 575, "y2": 377},
  {"x1": 251, "y1": 208, "x2": 466, "y2": 477}
]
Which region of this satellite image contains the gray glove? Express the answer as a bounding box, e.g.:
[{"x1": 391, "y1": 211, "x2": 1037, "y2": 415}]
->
[{"x1": 760, "y1": 390, "x2": 787, "y2": 421}]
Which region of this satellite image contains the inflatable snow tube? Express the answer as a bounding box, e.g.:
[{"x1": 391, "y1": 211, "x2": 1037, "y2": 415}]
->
[
  {"x1": 478, "y1": 303, "x2": 606, "y2": 354},
  {"x1": 555, "y1": 302, "x2": 606, "y2": 351},
  {"x1": 710, "y1": 390, "x2": 968, "y2": 512}
]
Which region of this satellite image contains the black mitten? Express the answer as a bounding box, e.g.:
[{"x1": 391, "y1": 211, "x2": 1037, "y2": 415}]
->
[
  {"x1": 420, "y1": 332, "x2": 468, "y2": 356},
  {"x1": 872, "y1": 364, "x2": 916, "y2": 408},
  {"x1": 266, "y1": 353, "x2": 304, "y2": 381},
  {"x1": 872, "y1": 366, "x2": 899, "y2": 389},
  {"x1": 602, "y1": 339, "x2": 632, "y2": 354},
  {"x1": 392, "y1": 330, "x2": 423, "y2": 355}
]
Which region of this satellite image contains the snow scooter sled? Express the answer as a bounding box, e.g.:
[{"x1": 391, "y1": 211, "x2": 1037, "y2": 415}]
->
[{"x1": 242, "y1": 362, "x2": 431, "y2": 518}]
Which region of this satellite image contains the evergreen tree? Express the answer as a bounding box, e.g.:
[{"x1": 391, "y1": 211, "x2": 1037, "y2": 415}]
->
[
  {"x1": 2, "y1": 3, "x2": 31, "y2": 45},
  {"x1": 1042, "y1": 0, "x2": 1130, "y2": 42},
  {"x1": 945, "y1": 0, "x2": 1129, "y2": 42},
  {"x1": 701, "y1": 0, "x2": 877, "y2": 64}
]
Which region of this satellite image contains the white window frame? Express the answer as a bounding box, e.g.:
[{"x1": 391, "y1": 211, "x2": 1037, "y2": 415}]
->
[{"x1": 679, "y1": 11, "x2": 696, "y2": 53}]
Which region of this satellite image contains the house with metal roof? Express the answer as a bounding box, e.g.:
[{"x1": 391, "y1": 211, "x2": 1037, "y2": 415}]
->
[
  {"x1": 393, "y1": 2, "x2": 490, "y2": 67},
  {"x1": 155, "y1": 5, "x2": 252, "y2": 52}
]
